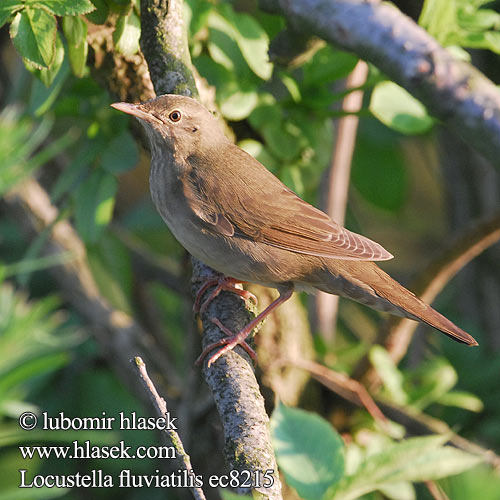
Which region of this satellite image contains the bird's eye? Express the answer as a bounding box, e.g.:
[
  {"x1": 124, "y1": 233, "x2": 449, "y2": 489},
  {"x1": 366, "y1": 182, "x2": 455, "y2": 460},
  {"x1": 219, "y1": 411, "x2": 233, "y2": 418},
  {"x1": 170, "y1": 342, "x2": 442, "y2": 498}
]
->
[{"x1": 169, "y1": 110, "x2": 182, "y2": 122}]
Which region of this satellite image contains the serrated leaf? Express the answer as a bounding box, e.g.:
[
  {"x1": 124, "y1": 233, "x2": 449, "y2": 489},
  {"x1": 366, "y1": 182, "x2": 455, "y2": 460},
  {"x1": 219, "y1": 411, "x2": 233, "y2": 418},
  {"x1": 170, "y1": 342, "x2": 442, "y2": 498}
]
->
[
  {"x1": 25, "y1": 0, "x2": 95, "y2": 16},
  {"x1": 10, "y1": 8, "x2": 57, "y2": 69},
  {"x1": 101, "y1": 130, "x2": 139, "y2": 173},
  {"x1": 370, "y1": 81, "x2": 434, "y2": 135},
  {"x1": 75, "y1": 170, "x2": 117, "y2": 243},
  {"x1": 0, "y1": 0, "x2": 23, "y2": 28},
  {"x1": 271, "y1": 404, "x2": 345, "y2": 500},
  {"x1": 85, "y1": 0, "x2": 108, "y2": 24},
  {"x1": 113, "y1": 9, "x2": 140, "y2": 56},
  {"x1": 37, "y1": 31, "x2": 64, "y2": 87}
]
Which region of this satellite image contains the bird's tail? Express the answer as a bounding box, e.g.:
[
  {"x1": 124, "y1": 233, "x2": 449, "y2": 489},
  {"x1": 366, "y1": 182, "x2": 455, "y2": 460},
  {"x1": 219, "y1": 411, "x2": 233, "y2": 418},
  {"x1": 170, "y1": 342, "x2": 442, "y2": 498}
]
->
[{"x1": 324, "y1": 261, "x2": 478, "y2": 346}]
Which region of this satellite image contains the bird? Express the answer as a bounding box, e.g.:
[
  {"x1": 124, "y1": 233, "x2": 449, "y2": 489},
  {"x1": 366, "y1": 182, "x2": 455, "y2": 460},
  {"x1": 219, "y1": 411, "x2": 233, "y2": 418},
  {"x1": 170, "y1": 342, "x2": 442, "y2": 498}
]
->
[{"x1": 111, "y1": 94, "x2": 478, "y2": 367}]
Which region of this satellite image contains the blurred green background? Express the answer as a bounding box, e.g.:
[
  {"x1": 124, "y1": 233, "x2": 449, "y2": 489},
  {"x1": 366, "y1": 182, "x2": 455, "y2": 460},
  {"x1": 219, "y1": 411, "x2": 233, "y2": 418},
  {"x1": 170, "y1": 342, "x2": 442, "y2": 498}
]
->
[{"x1": 1, "y1": 0, "x2": 500, "y2": 499}]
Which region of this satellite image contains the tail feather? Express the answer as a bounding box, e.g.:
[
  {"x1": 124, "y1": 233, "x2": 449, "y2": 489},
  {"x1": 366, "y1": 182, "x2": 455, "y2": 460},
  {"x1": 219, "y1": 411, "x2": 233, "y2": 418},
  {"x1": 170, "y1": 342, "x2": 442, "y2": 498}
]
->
[
  {"x1": 327, "y1": 261, "x2": 479, "y2": 346},
  {"x1": 368, "y1": 268, "x2": 478, "y2": 346}
]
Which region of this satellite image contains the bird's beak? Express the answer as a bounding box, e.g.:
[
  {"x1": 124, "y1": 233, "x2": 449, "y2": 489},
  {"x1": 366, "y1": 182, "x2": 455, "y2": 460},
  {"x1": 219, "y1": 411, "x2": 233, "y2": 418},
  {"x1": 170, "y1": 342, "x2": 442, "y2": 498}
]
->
[{"x1": 110, "y1": 102, "x2": 163, "y2": 125}]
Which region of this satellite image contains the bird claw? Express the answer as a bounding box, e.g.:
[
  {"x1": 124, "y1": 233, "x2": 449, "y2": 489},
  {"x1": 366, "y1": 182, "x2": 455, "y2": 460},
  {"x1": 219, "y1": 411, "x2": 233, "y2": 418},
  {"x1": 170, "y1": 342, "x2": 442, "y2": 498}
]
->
[
  {"x1": 193, "y1": 276, "x2": 257, "y2": 315},
  {"x1": 194, "y1": 317, "x2": 257, "y2": 367}
]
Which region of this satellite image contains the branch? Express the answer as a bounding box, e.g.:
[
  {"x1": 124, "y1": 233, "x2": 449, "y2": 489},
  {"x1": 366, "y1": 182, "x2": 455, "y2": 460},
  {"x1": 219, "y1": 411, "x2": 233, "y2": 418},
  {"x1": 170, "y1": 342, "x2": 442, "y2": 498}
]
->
[
  {"x1": 139, "y1": 1, "x2": 282, "y2": 497},
  {"x1": 140, "y1": 0, "x2": 197, "y2": 97},
  {"x1": 132, "y1": 357, "x2": 206, "y2": 500},
  {"x1": 261, "y1": 0, "x2": 500, "y2": 166},
  {"x1": 314, "y1": 60, "x2": 369, "y2": 341}
]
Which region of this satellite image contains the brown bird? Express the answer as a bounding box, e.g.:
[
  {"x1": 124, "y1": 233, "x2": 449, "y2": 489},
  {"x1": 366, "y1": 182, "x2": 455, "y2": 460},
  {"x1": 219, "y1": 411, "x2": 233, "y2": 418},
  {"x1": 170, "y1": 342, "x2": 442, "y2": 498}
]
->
[{"x1": 111, "y1": 95, "x2": 478, "y2": 366}]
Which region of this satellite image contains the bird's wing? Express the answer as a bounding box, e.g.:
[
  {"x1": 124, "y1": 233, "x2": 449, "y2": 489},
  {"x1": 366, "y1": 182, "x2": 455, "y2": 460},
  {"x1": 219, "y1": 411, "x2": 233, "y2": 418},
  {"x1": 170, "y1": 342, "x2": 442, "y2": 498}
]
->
[
  {"x1": 231, "y1": 186, "x2": 393, "y2": 261},
  {"x1": 185, "y1": 147, "x2": 393, "y2": 262}
]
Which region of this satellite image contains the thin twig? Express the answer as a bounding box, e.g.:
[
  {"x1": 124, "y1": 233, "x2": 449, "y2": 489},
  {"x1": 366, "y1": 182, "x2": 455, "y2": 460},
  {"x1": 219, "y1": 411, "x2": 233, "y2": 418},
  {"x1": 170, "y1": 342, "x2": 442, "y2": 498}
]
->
[
  {"x1": 285, "y1": 358, "x2": 388, "y2": 425},
  {"x1": 131, "y1": 357, "x2": 206, "y2": 500},
  {"x1": 315, "y1": 60, "x2": 369, "y2": 341},
  {"x1": 286, "y1": 359, "x2": 500, "y2": 468},
  {"x1": 425, "y1": 480, "x2": 451, "y2": 500}
]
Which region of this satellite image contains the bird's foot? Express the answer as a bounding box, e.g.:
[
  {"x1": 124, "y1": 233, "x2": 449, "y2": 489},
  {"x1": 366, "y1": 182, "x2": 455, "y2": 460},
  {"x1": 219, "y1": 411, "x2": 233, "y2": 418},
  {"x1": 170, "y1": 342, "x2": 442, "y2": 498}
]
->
[
  {"x1": 193, "y1": 276, "x2": 257, "y2": 315},
  {"x1": 195, "y1": 286, "x2": 294, "y2": 368},
  {"x1": 194, "y1": 318, "x2": 257, "y2": 367}
]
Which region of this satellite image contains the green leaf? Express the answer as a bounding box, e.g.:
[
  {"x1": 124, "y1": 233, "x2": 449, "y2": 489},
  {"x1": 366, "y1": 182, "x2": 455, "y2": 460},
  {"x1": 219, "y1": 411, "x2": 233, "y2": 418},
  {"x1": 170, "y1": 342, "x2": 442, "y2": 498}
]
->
[
  {"x1": 185, "y1": 0, "x2": 212, "y2": 38},
  {"x1": 33, "y1": 31, "x2": 64, "y2": 87},
  {"x1": 352, "y1": 121, "x2": 408, "y2": 212},
  {"x1": 62, "y1": 15, "x2": 87, "y2": 46},
  {"x1": 85, "y1": 0, "x2": 109, "y2": 24},
  {"x1": 458, "y1": 8, "x2": 500, "y2": 31},
  {"x1": 370, "y1": 81, "x2": 434, "y2": 135},
  {"x1": 441, "y1": 464, "x2": 500, "y2": 500},
  {"x1": 437, "y1": 391, "x2": 484, "y2": 412},
  {"x1": 369, "y1": 345, "x2": 407, "y2": 405},
  {"x1": 28, "y1": 52, "x2": 70, "y2": 114},
  {"x1": 59, "y1": 21, "x2": 88, "y2": 78},
  {"x1": 332, "y1": 436, "x2": 482, "y2": 500},
  {"x1": 67, "y1": 36, "x2": 88, "y2": 77},
  {"x1": 113, "y1": 9, "x2": 140, "y2": 56},
  {"x1": 409, "y1": 358, "x2": 458, "y2": 410},
  {"x1": 209, "y1": 5, "x2": 273, "y2": 80},
  {"x1": 75, "y1": 169, "x2": 117, "y2": 243},
  {"x1": 208, "y1": 27, "x2": 250, "y2": 76},
  {"x1": 219, "y1": 88, "x2": 258, "y2": 121},
  {"x1": 101, "y1": 130, "x2": 139, "y2": 173},
  {"x1": 303, "y1": 46, "x2": 358, "y2": 86},
  {"x1": 419, "y1": 0, "x2": 459, "y2": 44},
  {"x1": 25, "y1": 0, "x2": 95, "y2": 16},
  {"x1": 377, "y1": 481, "x2": 415, "y2": 500},
  {"x1": 0, "y1": 0, "x2": 23, "y2": 29},
  {"x1": 271, "y1": 404, "x2": 345, "y2": 500},
  {"x1": 10, "y1": 7, "x2": 57, "y2": 69},
  {"x1": 224, "y1": 7, "x2": 273, "y2": 80}
]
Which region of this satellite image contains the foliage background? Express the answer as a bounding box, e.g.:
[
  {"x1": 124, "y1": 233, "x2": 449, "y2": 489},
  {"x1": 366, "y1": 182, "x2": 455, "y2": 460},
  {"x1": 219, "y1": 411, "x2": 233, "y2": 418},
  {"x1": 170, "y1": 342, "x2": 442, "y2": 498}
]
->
[{"x1": 1, "y1": 0, "x2": 500, "y2": 499}]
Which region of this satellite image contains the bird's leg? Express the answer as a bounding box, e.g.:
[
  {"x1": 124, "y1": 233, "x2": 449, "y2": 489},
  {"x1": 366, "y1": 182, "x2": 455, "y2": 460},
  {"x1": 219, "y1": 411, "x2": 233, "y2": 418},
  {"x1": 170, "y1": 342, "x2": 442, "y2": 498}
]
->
[
  {"x1": 193, "y1": 276, "x2": 258, "y2": 314},
  {"x1": 195, "y1": 286, "x2": 294, "y2": 367}
]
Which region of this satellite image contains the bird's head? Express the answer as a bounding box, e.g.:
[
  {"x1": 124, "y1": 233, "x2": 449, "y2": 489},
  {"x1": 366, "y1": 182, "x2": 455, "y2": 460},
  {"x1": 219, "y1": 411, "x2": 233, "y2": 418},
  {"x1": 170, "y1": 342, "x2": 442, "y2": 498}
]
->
[{"x1": 111, "y1": 94, "x2": 224, "y2": 160}]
